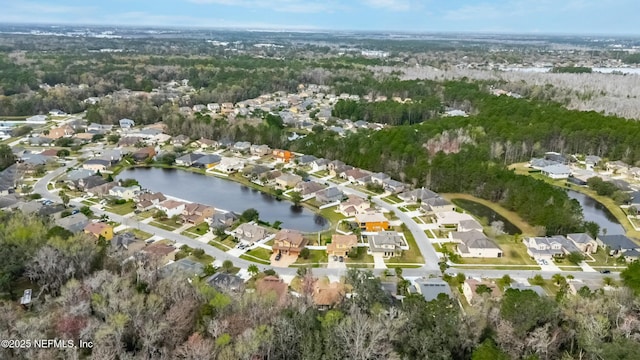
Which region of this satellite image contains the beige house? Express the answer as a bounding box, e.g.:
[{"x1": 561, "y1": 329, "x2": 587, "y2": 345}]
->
[
  {"x1": 275, "y1": 173, "x2": 303, "y2": 189},
  {"x1": 272, "y1": 229, "x2": 307, "y2": 256},
  {"x1": 109, "y1": 185, "x2": 140, "y2": 200},
  {"x1": 566, "y1": 233, "x2": 598, "y2": 254},
  {"x1": 449, "y1": 230, "x2": 503, "y2": 258},
  {"x1": 462, "y1": 279, "x2": 501, "y2": 303},
  {"x1": 338, "y1": 195, "x2": 370, "y2": 217},
  {"x1": 181, "y1": 203, "x2": 215, "y2": 224},
  {"x1": 233, "y1": 223, "x2": 270, "y2": 244},
  {"x1": 326, "y1": 234, "x2": 358, "y2": 257}
]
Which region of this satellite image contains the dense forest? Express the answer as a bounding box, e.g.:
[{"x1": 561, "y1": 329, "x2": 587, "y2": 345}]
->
[{"x1": 1, "y1": 211, "x2": 640, "y2": 360}]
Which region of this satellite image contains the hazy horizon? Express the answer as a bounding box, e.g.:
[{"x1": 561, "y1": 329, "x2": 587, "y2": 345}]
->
[{"x1": 1, "y1": 0, "x2": 639, "y2": 36}]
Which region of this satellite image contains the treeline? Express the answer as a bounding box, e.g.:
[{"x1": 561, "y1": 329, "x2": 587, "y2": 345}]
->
[
  {"x1": 1, "y1": 210, "x2": 640, "y2": 359},
  {"x1": 332, "y1": 98, "x2": 441, "y2": 125},
  {"x1": 551, "y1": 66, "x2": 593, "y2": 74}
]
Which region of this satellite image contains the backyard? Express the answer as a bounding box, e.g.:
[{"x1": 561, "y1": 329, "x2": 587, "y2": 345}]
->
[
  {"x1": 384, "y1": 229, "x2": 424, "y2": 265},
  {"x1": 438, "y1": 234, "x2": 537, "y2": 266}
]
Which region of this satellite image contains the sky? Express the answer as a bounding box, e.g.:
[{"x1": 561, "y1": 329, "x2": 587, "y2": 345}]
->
[{"x1": 1, "y1": 0, "x2": 639, "y2": 35}]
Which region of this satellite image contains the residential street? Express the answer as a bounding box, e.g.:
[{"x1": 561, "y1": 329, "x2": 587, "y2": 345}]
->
[{"x1": 31, "y1": 161, "x2": 619, "y2": 282}]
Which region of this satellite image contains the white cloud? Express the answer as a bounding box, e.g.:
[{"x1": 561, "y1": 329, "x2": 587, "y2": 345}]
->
[
  {"x1": 360, "y1": 0, "x2": 413, "y2": 11},
  {"x1": 186, "y1": 0, "x2": 343, "y2": 13}
]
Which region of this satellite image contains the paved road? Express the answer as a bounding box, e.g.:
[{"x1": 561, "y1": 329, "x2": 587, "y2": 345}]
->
[{"x1": 32, "y1": 161, "x2": 617, "y2": 282}]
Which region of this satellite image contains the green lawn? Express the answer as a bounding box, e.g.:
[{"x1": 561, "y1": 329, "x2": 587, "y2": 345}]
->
[
  {"x1": 150, "y1": 221, "x2": 180, "y2": 232},
  {"x1": 319, "y1": 207, "x2": 347, "y2": 224},
  {"x1": 106, "y1": 202, "x2": 136, "y2": 215},
  {"x1": 382, "y1": 194, "x2": 403, "y2": 204},
  {"x1": 385, "y1": 229, "x2": 424, "y2": 265},
  {"x1": 405, "y1": 204, "x2": 421, "y2": 211},
  {"x1": 314, "y1": 170, "x2": 330, "y2": 177},
  {"x1": 245, "y1": 247, "x2": 272, "y2": 261},
  {"x1": 135, "y1": 210, "x2": 155, "y2": 220},
  {"x1": 585, "y1": 248, "x2": 626, "y2": 267},
  {"x1": 208, "y1": 240, "x2": 233, "y2": 252},
  {"x1": 345, "y1": 246, "x2": 374, "y2": 264},
  {"x1": 129, "y1": 228, "x2": 152, "y2": 240},
  {"x1": 294, "y1": 250, "x2": 328, "y2": 266},
  {"x1": 440, "y1": 235, "x2": 536, "y2": 266},
  {"x1": 188, "y1": 254, "x2": 215, "y2": 266},
  {"x1": 185, "y1": 222, "x2": 209, "y2": 236}
]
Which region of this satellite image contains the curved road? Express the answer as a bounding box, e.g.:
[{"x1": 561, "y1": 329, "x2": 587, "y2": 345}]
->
[{"x1": 34, "y1": 161, "x2": 617, "y2": 281}]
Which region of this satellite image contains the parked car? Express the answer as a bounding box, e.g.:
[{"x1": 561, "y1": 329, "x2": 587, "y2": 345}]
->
[
  {"x1": 71, "y1": 209, "x2": 80, "y2": 215},
  {"x1": 600, "y1": 270, "x2": 611, "y2": 274},
  {"x1": 275, "y1": 253, "x2": 282, "y2": 261}
]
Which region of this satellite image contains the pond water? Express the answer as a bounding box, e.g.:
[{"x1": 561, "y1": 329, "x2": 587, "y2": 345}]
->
[
  {"x1": 117, "y1": 167, "x2": 329, "y2": 233},
  {"x1": 451, "y1": 198, "x2": 521, "y2": 235},
  {"x1": 567, "y1": 190, "x2": 625, "y2": 235}
]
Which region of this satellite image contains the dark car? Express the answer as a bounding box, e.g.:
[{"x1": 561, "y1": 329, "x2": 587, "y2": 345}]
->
[
  {"x1": 275, "y1": 253, "x2": 282, "y2": 261},
  {"x1": 600, "y1": 270, "x2": 611, "y2": 274}
]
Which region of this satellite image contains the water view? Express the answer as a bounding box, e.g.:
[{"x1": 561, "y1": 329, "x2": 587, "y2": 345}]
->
[{"x1": 117, "y1": 167, "x2": 329, "y2": 233}]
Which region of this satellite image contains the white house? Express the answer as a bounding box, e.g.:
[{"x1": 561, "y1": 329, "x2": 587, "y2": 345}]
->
[
  {"x1": 216, "y1": 157, "x2": 245, "y2": 173},
  {"x1": 156, "y1": 199, "x2": 187, "y2": 218},
  {"x1": 541, "y1": 164, "x2": 571, "y2": 179},
  {"x1": 450, "y1": 230, "x2": 503, "y2": 258},
  {"x1": 109, "y1": 185, "x2": 141, "y2": 200},
  {"x1": 119, "y1": 118, "x2": 135, "y2": 129}
]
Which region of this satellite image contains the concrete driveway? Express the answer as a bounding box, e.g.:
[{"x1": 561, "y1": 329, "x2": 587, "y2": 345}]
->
[
  {"x1": 327, "y1": 256, "x2": 347, "y2": 269},
  {"x1": 373, "y1": 254, "x2": 387, "y2": 269},
  {"x1": 270, "y1": 253, "x2": 298, "y2": 268}
]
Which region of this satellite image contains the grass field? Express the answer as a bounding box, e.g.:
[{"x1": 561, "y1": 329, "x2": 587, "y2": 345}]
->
[
  {"x1": 150, "y1": 221, "x2": 180, "y2": 232},
  {"x1": 106, "y1": 202, "x2": 135, "y2": 215},
  {"x1": 345, "y1": 246, "x2": 374, "y2": 264},
  {"x1": 381, "y1": 194, "x2": 403, "y2": 204},
  {"x1": 240, "y1": 247, "x2": 272, "y2": 264},
  {"x1": 129, "y1": 228, "x2": 152, "y2": 240},
  {"x1": 385, "y1": 229, "x2": 424, "y2": 265},
  {"x1": 294, "y1": 250, "x2": 328, "y2": 266},
  {"x1": 185, "y1": 222, "x2": 209, "y2": 236},
  {"x1": 442, "y1": 193, "x2": 537, "y2": 236}
]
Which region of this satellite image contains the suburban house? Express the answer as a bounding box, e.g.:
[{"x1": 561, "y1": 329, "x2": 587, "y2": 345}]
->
[
  {"x1": 367, "y1": 231, "x2": 408, "y2": 257},
  {"x1": 45, "y1": 125, "x2": 74, "y2": 139},
  {"x1": 313, "y1": 282, "x2": 345, "y2": 310},
  {"x1": 371, "y1": 172, "x2": 390, "y2": 185},
  {"x1": 233, "y1": 141, "x2": 252, "y2": 153},
  {"x1": 208, "y1": 212, "x2": 237, "y2": 229},
  {"x1": 193, "y1": 154, "x2": 221, "y2": 169},
  {"x1": 541, "y1": 164, "x2": 571, "y2": 179},
  {"x1": 597, "y1": 234, "x2": 640, "y2": 257},
  {"x1": 524, "y1": 236, "x2": 582, "y2": 260},
  {"x1": 75, "y1": 175, "x2": 107, "y2": 191},
  {"x1": 355, "y1": 212, "x2": 389, "y2": 232},
  {"x1": 315, "y1": 187, "x2": 344, "y2": 204},
  {"x1": 256, "y1": 276, "x2": 289, "y2": 306},
  {"x1": 273, "y1": 149, "x2": 293, "y2": 163},
  {"x1": 434, "y1": 211, "x2": 476, "y2": 229},
  {"x1": 585, "y1": 155, "x2": 601, "y2": 170},
  {"x1": 462, "y1": 279, "x2": 501, "y2": 303},
  {"x1": 382, "y1": 179, "x2": 405, "y2": 193},
  {"x1": 250, "y1": 144, "x2": 271, "y2": 156},
  {"x1": 109, "y1": 185, "x2": 141, "y2": 200},
  {"x1": 233, "y1": 223, "x2": 270, "y2": 244},
  {"x1": 161, "y1": 258, "x2": 204, "y2": 279},
  {"x1": 458, "y1": 219, "x2": 484, "y2": 232},
  {"x1": 217, "y1": 157, "x2": 245, "y2": 173},
  {"x1": 330, "y1": 164, "x2": 353, "y2": 178},
  {"x1": 341, "y1": 168, "x2": 371, "y2": 184},
  {"x1": 175, "y1": 153, "x2": 203, "y2": 166},
  {"x1": 181, "y1": 203, "x2": 215, "y2": 224},
  {"x1": 84, "y1": 222, "x2": 114, "y2": 240},
  {"x1": 338, "y1": 195, "x2": 371, "y2": 217},
  {"x1": 567, "y1": 279, "x2": 606, "y2": 296},
  {"x1": 171, "y1": 134, "x2": 190, "y2": 147},
  {"x1": 0, "y1": 164, "x2": 18, "y2": 195},
  {"x1": 294, "y1": 181, "x2": 326, "y2": 196},
  {"x1": 607, "y1": 160, "x2": 629, "y2": 175},
  {"x1": 509, "y1": 283, "x2": 547, "y2": 297},
  {"x1": 529, "y1": 158, "x2": 560, "y2": 170},
  {"x1": 118, "y1": 136, "x2": 140, "y2": 147},
  {"x1": 326, "y1": 234, "x2": 358, "y2": 257},
  {"x1": 566, "y1": 233, "x2": 598, "y2": 254},
  {"x1": 297, "y1": 154, "x2": 317, "y2": 165},
  {"x1": 194, "y1": 137, "x2": 218, "y2": 149},
  {"x1": 55, "y1": 213, "x2": 89, "y2": 233},
  {"x1": 135, "y1": 192, "x2": 166, "y2": 211},
  {"x1": 272, "y1": 229, "x2": 307, "y2": 256},
  {"x1": 87, "y1": 123, "x2": 113, "y2": 134},
  {"x1": 156, "y1": 199, "x2": 187, "y2": 218},
  {"x1": 450, "y1": 230, "x2": 503, "y2": 258},
  {"x1": 414, "y1": 278, "x2": 453, "y2": 301},
  {"x1": 86, "y1": 182, "x2": 117, "y2": 197},
  {"x1": 310, "y1": 158, "x2": 329, "y2": 172},
  {"x1": 398, "y1": 188, "x2": 439, "y2": 203},
  {"x1": 98, "y1": 149, "x2": 123, "y2": 164},
  {"x1": 112, "y1": 232, "x2": 138, "y2": 251},
  {"x1": 132, "y1": 147, "x2": 156, "y2": 162},
  {"x1": 421, "y1": 197, "x2": 455, "y2": 214},
  {"x1": 275, "y1": 173, "x2": 303, "y2": 189},
  {"x1": 119, "y1": 118, "x2": 135, "y2": 129},
  {"x1": 207, "y1": 273, "x2": 245, "y2": 293}
]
